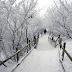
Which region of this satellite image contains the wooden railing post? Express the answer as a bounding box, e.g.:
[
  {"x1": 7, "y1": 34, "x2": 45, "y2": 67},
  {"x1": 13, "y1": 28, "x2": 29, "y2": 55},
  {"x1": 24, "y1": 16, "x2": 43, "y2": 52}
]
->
[
  {"x1": 59, "y1": 38, "x2": 62, "y2": 49},
  {"x1": 29, "y1": 40, "x2": 31, "y2": 50},
  {"x1": 34, "y1": 36, "x2": 36, "y2": 48},
  {"x1": 27, "y1": 38, "x2": 28, "y2": 53},
  {"x1": 37, "y1": 33, "x2": 39, "y2": 38},
  {"x1": 62, "y1": 42, "x2": 66, "y2": 61},
  {"x1": 16, "y1": 48, "x2": 19, "y2": 63},
  {"x1": 37, "y1": 33, "x2": 39, "y2": 44}
]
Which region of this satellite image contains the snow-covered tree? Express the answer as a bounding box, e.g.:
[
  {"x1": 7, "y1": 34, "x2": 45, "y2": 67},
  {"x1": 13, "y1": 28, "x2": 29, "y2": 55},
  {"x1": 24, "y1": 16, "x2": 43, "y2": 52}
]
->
[
  {"x1": 46, "y1": 0, "x2": 72, "y2": 39},
  {"x1": 0, "y1": 0, "x2": 42, "y2": 61}
]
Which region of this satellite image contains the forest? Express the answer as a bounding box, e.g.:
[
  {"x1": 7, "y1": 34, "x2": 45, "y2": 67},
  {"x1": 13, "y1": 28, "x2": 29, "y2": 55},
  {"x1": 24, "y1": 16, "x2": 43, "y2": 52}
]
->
[
  {"x1": 0, "y1": 0, "x2": 72, "y2": 71},
  {"x1": 0, "y1": 0, "x2": 44, "y2": 61}
]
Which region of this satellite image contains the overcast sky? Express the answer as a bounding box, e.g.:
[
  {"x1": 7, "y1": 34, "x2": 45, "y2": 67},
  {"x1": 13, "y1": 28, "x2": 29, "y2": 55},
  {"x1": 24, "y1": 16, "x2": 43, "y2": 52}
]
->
[
  {"x1": 38, "y1": 0, "x2": 71, "y2": 8},
  {"x1": 37, "y1": 0, "x2": 56, "y2": 15},
  {"x1": 37, "y1": 0, "x2": 72, "y2": 15},
  {"x1": 16, "y1": 0, "x2": 72, "y2": 15}
]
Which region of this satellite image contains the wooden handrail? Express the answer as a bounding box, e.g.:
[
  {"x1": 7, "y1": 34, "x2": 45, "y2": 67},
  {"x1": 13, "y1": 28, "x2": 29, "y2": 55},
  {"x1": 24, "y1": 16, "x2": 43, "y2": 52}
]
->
[
  {"x1": 0, "y1": 40, "x2": 34, "y2": 66},
  {"x1": 49, "y1": 35, "x2": 72, "y2": 62},
  {"x1": 63, "y1": 48, "x2": 72, "y2": 61},
  {"x1": 56, "y1": 35, "x2": 72, "y2": 62}
]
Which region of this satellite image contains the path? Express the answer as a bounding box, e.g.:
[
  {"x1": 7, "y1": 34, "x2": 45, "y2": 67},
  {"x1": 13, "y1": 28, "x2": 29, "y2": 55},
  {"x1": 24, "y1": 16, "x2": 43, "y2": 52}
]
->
[{"x1": 14, "y1": 35, "x2": 63, "y2": 72}]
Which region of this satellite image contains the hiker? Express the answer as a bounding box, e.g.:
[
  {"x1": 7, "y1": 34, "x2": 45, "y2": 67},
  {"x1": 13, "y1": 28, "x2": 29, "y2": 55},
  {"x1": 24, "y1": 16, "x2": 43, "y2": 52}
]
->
[
  {"x1": 44, "y1": 29, "x2": 47, "y2": 34},
  {"x1": 52, "y1": 37, "x2": 54, "y2": 40}
]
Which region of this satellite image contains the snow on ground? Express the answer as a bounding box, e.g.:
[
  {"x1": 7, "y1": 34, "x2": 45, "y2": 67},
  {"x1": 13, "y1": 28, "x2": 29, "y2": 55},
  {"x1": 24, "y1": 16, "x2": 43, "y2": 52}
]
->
[
  {"x1": 1, "y1": 34, "x2": 72, "y2": 72},
  {"x1": 0, "y1": 48, "x2": 34, "y2": 72},
  {"x1": 14, "y1": 35, "x2": 63, "y2": 72},
  {"x1": 0, "y1": 60, "x2": 16, "y2": 72}
]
